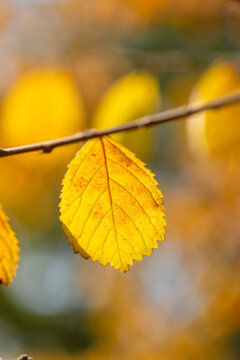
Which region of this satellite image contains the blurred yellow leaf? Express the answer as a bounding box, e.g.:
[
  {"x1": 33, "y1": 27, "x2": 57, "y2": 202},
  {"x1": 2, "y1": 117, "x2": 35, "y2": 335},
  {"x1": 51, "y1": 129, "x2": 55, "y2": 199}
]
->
[
  {"x1": 0, "y1": 68, "x2": 86, "y2": 168},
  {"x1": 92, "y1": 71, "x2": 161, "y2": 158},
  {"x1": 1, "y1": 68, "x2": 85, "y2": 144},
  {"x1": 60, "y1": 136, "x2": 165, "y2": 272},
  {"x1": 0, "y1": 205, "x2": 20, "y2": 285},
  {"x1": 187, "y1": 62, "x2": 240, "y2": 158},
  {"x1": 0, "y1": 68, "x2": 86, "y2": 225}
]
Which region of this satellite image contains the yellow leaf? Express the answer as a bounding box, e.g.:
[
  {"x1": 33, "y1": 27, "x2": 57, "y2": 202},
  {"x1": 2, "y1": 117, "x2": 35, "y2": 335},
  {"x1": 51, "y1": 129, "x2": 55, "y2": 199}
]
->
[
  {"x1": 60, "y1": 136, "x2": 165, "y2": 272},
  {"x1": 1, "y1": 68, "x2": 85, "y2": 145},
  {"x1": 187, "y1": 62, "x2": 240, "y2": 158},
  {"x1": 92, "y1": 71, "x2": 161, "y2": 158},
  {"x1": 0, "y1": 68, "x2": 86, "y2": 225},
  {"x1": 0, "y1": 205, "x2": 20, "y2": 285},
  {"x1": 0, "y1": 68, "x2": 86, "y2": 169}
]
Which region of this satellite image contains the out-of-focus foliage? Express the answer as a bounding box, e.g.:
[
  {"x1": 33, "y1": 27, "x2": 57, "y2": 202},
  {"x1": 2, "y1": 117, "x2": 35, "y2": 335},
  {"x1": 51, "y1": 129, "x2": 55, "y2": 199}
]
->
[
  {"x1": 0, "y1": 205, "x2": 19, "y2": 285},
  {"x1": 93, "y1": 71, "x2": 161, "y2": 157},
  {"x1": 123, "y1": 0, "x2": 170, "y2": 20},
  {"x1": 123, "y1": 0, "x2": 227, "y2": 25},
  {"x1": 0, "y1": 68, "x2": 85, "y2": 225},
  {"x1": 187, "y1": 62, "x2": 240, "y2": 158},
  {"x1": 1, "y1": 68, "x2": 85, "y2": 167},
  {"x1": 60, "y1": 136, "x2": 165, "y2": 271}
]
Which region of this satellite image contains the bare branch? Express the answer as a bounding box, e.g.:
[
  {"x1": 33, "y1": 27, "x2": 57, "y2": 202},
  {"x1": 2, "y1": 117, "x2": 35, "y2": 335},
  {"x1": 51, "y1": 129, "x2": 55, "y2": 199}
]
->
[{"x1": 1, "y1": 90, "x2": 240, "y2": 158}]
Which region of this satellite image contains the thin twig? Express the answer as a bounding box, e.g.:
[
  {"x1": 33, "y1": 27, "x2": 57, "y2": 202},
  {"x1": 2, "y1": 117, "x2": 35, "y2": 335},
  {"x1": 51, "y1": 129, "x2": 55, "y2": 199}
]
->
[{"x1": 0, "y1": 90, "x2": 240, "y2": 158}]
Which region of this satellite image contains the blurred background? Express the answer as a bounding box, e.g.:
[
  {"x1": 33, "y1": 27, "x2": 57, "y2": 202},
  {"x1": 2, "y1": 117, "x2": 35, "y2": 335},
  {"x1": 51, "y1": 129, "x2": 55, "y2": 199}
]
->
[{"x1": 0, "y1": 0, "x2": 240, "y2": 359}]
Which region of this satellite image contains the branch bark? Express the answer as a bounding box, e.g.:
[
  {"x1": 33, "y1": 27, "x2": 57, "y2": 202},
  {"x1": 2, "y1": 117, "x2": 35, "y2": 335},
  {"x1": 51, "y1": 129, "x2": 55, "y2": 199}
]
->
[{"x1": 0, "y1": 90, "x2": 240, "y2": 158}]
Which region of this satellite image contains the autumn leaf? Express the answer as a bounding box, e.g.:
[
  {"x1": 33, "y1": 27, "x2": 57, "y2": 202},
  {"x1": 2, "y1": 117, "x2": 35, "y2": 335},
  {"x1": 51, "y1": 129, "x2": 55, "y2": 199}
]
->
[
  {"x1": 0, "y1": 205, "x2": 20, "y2": 285},
  {"x1": 60, "y1": 136, "x2": 165, "y2": 272},
  {"x1": 1, "y1": 68, "x2": 85, "y2": 145},
  {"x1": 92, "y1": 71, "x2": 161, "y2": 158},
  {"x1": 187, "y1": 62, "x2": 240, "y2": 158},
  {"x1": 0, "y1": 68, "x2": 86, "y2": 225},
  {"x1": 0, "y1": 68, "x2": 86, "y2": 169}
]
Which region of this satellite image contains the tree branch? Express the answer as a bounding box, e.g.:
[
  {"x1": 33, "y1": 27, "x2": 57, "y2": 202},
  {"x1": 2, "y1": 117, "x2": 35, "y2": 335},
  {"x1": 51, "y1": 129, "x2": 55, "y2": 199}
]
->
[{"x1": 1, "y1": 90, "x2": 240, "y2": 158}]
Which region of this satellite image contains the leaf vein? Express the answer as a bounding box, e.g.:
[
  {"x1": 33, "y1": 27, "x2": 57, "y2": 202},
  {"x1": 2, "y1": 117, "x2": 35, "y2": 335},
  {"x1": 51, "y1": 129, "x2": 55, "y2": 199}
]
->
[
  {"x1": 100, "y1": 138, "x2": 124, "y2": 270},
  {"x1": 0, "y1": 218, "x2": 14, "y2": 262},
  {"x1": 85, "y1": 208, "x2": 112, "y2": 252},
  {"x1": 117, "y1": 232, "x2": 137, "y2": 258},
  {"x1": 69, "y1": 139, "x2": 98, "y2": 185},
  {"x1": 111, "y1": 178, "x2": 160, "y2": 235},
  {"x1": 113, "y1": 202, "x2": 149, "y2": 254},
  {"x1": 92, "y1": 227, "x2": 113, "y2": 260},
  {"x1": 65, "y1": 163, "x2": 105, "y2": 216},
  {"x1": 108, "y1": 157, "x2": 160, "y2": 207},
  {"x1": 75, "y1": 186, "x2": 108, "y2": 240}
]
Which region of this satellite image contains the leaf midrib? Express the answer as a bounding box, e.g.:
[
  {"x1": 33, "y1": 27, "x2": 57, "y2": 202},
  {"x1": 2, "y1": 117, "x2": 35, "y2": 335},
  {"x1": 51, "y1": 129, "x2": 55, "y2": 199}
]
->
[{"x1": 100, "y1": 137, "x2": 124, "y2": 270}]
